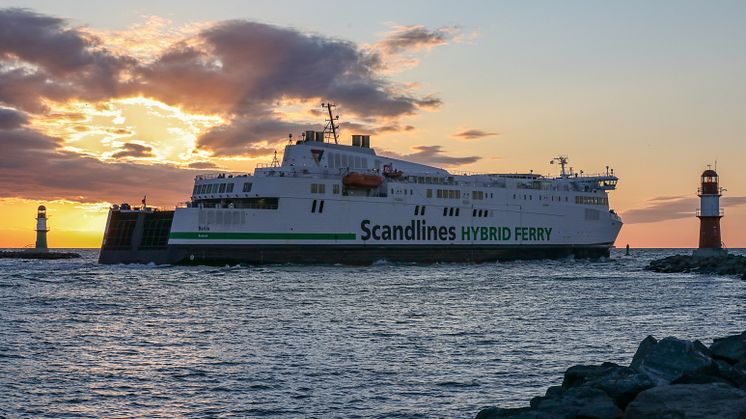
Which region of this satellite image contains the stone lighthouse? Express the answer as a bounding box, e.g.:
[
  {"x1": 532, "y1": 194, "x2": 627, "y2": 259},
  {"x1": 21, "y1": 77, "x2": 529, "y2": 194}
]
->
[
  {"x1": 694, "y1": 169, "x2": 726, "y2": 257},
  {"x1": 35, "y1": 205, "x2": 49, "y2": 252}
]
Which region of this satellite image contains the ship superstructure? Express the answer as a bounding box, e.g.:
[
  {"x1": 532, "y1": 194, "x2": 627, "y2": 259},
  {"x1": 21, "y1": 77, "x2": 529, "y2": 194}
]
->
[{"x1": 99, "y1": 109, "x2": 622, "y2": 265}]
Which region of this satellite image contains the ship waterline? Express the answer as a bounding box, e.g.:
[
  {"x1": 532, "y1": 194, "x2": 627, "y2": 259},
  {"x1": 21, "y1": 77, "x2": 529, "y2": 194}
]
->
[{"x1": 99, "y1": 119, "x2": 622, "y2": 265}]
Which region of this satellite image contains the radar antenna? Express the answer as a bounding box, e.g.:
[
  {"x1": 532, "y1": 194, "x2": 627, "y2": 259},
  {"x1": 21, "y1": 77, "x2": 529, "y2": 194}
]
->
[
  {"x1": 270, "y1": 150, "x2": 280, "y2": 168},
  {"x1": 322, "y1": 102, "x2": 339, "y2": 144},
  {"x1": 550, "y1": 156, "x2": 570, "y2": 177}
]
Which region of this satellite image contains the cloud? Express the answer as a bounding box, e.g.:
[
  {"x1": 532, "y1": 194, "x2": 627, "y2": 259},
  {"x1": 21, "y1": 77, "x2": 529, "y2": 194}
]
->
[
  {"x1": 0, "y1": 8, "x2": 135, "y2": 113},
  {"x1": 0, "y1": 9, "x2": 460, "y2": 205},
  {"x1": 187, "y1": 161, "x2": 218, "y2": 169},
  {"x1": 0, "y1": 107, "x2": 28, "y2": 129},
  {"x1": 0, "y1": 126, "x2": 205, "y2": 205},
  {"x1": 112, "y1": 142, "x2": 154, "y2": 158},
  {"x1": 377, "y1": 25, "x2": 460, "y2": 55},
  {"x1": 622, "y1": 195, "x2": 746, "y2": 224},
  {"x1": 454, "y1": 129, "x2": 499, "y2": 140},
  {"x1": 134, "y1": 20, "x2": 437, "y2": 118},
  {"x1": 198, "y1": 116, "x2": 300, "y2": 156},
  {"x1": 383, "y1": 145, "x2": 480, "y2": 167},
  {"x1": 127, "y1": 19, "x2": 446, "y2": 154}
]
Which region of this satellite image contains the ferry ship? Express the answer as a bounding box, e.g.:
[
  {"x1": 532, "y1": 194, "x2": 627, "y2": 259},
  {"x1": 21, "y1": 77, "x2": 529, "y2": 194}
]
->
[{"x1": 99, "y1": 105, "x2": 622, "y2": 265}]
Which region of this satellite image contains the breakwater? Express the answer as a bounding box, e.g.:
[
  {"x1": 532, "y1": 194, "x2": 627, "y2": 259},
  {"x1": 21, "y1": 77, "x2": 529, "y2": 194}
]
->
[
  {"x1": 646, "y1": 254, "x2": 746, "y2": 279},
  {"x1": 0, "y1": 250, "x2": 81, "y2": 259}
]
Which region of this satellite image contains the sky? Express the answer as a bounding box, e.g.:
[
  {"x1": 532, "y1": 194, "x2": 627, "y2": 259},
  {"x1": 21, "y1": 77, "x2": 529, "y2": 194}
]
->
[{"x1": 1, "y1": 0, "x2": 746, "y2": 248}]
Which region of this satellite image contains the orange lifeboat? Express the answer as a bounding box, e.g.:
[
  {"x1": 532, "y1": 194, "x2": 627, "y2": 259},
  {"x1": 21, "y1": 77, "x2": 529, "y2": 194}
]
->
[{"x1": 343, "y1": 172, "x2": 383, "y2": 189}]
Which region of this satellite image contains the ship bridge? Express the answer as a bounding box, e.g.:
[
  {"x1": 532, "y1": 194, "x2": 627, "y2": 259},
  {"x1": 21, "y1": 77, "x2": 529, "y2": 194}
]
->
[{"x1": 269, "y1": 134, "x2": 449, "y2": 177}]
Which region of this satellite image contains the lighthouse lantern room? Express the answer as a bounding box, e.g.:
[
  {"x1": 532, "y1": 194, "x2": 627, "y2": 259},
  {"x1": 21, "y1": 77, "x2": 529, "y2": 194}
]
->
[{"x1": 693, "y1": 168, "x2": 727, "y2": 257}]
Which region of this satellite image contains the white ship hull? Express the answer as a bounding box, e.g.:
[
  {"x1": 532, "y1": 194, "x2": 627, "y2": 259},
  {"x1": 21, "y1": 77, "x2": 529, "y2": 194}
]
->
[{"x1": 99, "y1": 132, "x2": 622, "y2": 265}]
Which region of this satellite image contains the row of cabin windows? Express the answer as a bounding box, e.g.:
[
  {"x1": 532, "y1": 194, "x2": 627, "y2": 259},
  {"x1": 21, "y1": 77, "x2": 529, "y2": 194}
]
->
[
  {"x1": 392, "y1": 188, "x2": 415, "y2": 195},
  {"x1": 434, "y1": 189, "x2": 461, "y2": 199},
  {"x1": 443, "y1": 207, "x2": 460, "y2": 217},
  {"x1": 195, "y1": 198, "x2": 279, "y2": 210},
  {"x1": 311, "y1": 183, "x2": 341, "y2": 194},
  {"x1": 327, "y1": 152, "x2": 369, "y2": 170},
  {"x1": 513, "y1": 193, "x2": 570, "y2": 202},
  {"x1": 414, "y1": 176, "x2": 453, "y2": 185},
  {"x1": 472, "y1": 209, "x2": 490, "y2": 218},
  {"x1": 311, "y1": 199, "x2": 326, "y2": 213},
  {"x1": 195, "y1": 182, "x2": 236, "y2": 195},
  {"x1": 576, "y1": 196, "x2": 608, "y2": 205}
]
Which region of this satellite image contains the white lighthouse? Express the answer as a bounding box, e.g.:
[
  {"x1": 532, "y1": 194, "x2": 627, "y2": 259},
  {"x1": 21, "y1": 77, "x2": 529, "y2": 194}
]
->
[{"x1": 35, "y1": 205, "x2": 49, "y2": 252}]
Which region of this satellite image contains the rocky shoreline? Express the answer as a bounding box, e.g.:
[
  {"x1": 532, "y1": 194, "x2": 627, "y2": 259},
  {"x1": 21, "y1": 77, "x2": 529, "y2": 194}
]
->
[
  {"x1": 0, "y1": 250, "x2": 81, "y2": 259},
  {"x1": 646, "y1": 254, "x2": 746, "y2": 279},
  {"x1": 477, "y1": 331, "x2": 746, "y2": 418}
]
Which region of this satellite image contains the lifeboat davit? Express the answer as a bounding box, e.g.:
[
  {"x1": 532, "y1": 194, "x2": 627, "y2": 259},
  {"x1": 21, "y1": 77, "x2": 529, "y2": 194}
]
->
[
  {"x1": 382, "y1": 164, "x2": 404, "y2": 178},
  {"x1": 343, "y1": 172, "x2": 383, "y2": 189}
]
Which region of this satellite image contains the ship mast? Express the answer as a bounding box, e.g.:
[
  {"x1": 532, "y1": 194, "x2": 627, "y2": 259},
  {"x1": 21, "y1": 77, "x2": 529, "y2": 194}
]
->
[
  {"x1": 550, "y1": 156, "x2": 569, "y2": 178},
  {"x1": 322, "y1": 102, "x2": 339, "y2": 144}
]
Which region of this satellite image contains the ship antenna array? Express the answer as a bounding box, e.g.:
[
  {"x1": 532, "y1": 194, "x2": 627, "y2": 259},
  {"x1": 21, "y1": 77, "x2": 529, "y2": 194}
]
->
[
  {"x1": 550, "y1": 156, "x2": 569, "y2": 177},
  {"x1": 322, "y1": 102, "x2": 339, "y2": 144}
]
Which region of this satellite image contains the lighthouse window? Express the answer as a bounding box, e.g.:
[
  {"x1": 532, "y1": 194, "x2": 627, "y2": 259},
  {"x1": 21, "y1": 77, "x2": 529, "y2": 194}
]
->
[{"x1": 243, "y1": 182, "x2": 253, "y2": 192}]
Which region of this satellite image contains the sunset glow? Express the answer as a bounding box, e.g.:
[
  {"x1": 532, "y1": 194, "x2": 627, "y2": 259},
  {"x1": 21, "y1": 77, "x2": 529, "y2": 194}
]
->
[{"x1": 2, "y1": 1, "x2": 746, "y2": 248}]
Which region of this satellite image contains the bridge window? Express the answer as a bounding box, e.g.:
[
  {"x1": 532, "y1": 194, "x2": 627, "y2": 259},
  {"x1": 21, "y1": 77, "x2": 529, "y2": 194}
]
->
[
  {"x1": 243, "y1": 182, "x2": 253, "y2": 192},
  {"x1": 226, "y1": 183, "x2": 234, "y2": 193}
]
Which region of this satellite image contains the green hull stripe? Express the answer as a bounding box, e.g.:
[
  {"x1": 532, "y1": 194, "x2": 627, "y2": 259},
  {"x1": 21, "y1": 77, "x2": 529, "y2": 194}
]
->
[{"x1": 169, "y1": 232, "x2": 356, "y2": 241}]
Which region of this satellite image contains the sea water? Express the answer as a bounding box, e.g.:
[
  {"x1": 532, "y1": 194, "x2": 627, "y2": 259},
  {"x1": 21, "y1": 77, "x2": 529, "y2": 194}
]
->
[{"x1": 1, "y1": 249, "x2": 745, "y2": 418}]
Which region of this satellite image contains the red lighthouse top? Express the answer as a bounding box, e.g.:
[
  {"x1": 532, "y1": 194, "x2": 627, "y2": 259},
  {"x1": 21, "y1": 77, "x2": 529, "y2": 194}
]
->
[{"x1": 700, "y1": 169, "x2": 719, "y2": 194}]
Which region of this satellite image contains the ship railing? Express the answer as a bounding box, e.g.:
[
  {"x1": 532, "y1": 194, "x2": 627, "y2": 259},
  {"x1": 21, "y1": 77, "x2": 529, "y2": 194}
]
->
[
  {"x1": 195, "y1": 172, "x2": 251, "y2": 180},
  {"x1": 256, "y1": 162, "x2": 282, "y2": 169},
  {"x1": 696, "y1": 209, "x2": 724, "y2": 217}
]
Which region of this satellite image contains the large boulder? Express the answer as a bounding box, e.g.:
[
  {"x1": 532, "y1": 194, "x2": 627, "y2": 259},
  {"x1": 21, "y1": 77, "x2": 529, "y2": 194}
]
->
[
  {"x1": 629, "y1": 336, "x2": 716, "y2": 385},
  {"x1": 529, "y1": 386, "x2": 622, "y2": 418},
  {"x1": 623, "y1": 383, "x2": 746, "y2": 418},
  {"x1": 562, "y1": 362, "x2": 655, "y2": 409},
  {"x1": 710, "y1": 331, "x2": 746, "y2": 365},
  {"x1": 629, "y1": 336, "x2": 657, "y2": 371}
]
